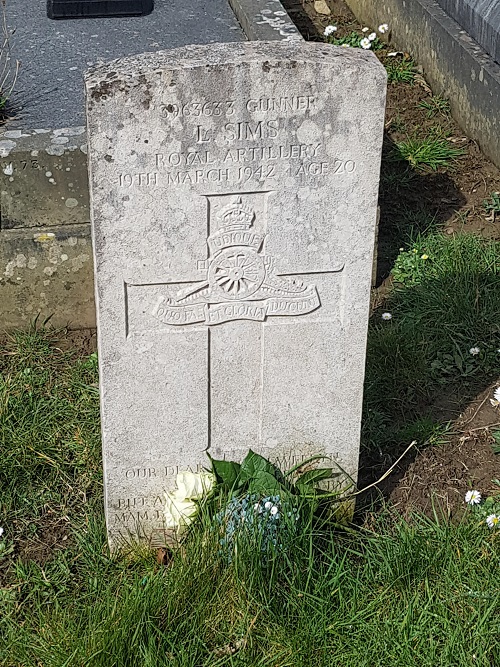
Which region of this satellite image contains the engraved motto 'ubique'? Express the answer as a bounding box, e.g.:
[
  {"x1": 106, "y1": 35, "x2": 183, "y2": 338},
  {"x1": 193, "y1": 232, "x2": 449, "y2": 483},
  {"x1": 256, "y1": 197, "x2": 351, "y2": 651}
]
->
[{"x1": 152, "y1": 197, "x2": 320, "y2": 326}]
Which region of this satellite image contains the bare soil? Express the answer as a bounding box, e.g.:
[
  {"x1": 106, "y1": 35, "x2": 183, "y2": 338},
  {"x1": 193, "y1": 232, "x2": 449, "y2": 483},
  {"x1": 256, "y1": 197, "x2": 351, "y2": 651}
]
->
[{"x1": 388, "y1": 383, "x2": 500, "y2": 518}]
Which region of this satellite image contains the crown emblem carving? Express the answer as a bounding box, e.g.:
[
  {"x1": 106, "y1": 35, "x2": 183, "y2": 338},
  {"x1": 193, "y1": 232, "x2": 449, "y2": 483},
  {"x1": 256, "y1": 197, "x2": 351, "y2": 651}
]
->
[
  {"x1": 208, "y1": 197, "x2": 264, "y2": 255},
  {"x1": 217, "y1": 196, "x2": 254, "y2": 230}
]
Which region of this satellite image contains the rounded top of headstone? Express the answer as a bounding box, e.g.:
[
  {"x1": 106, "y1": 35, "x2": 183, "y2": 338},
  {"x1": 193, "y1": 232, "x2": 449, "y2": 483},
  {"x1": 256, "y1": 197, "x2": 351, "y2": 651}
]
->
[{"x1": 84, "y1": 41, "x2": 386, "y2": 93}]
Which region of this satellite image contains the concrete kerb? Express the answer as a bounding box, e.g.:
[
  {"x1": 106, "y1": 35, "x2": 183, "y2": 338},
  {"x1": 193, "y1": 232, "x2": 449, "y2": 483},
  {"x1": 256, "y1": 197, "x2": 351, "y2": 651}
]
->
[
  {"x1": 0, "y1": 127, "x2": 95, "y2": 329},
  {"x1": 345, "y1": 0, "x2": 500, "y2": 171},
  {"x1": 227, "y1": 0, "x2": 302, "y2": 41}
]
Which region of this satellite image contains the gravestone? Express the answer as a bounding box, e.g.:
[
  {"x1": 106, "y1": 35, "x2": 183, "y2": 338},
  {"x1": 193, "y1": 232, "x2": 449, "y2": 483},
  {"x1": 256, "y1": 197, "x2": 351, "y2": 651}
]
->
[
  {"x1": 85, "y1": 41, "x2": 387, "y2": 548},
  {"x1": 436, "y1": 0, "x2": 500, "y2": 65}
]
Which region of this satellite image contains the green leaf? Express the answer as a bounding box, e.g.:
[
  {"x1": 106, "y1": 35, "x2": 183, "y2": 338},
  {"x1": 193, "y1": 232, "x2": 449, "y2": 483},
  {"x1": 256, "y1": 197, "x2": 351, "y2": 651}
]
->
[
  {"x1": 247, "y1": 471, "x2": 285, "y2": 496},
  {"x1": 239, "y1": 450, "x2": 282, "y2": 484},
  {"x1": 208, "y1": 455, "x2": 241, "y2": 488},
  {"x1": 491, "y1": 431, "x2": 500, "y2": 455},
  {"x1": 285, "y1": 454, "x2": 331, "y2": 477}
]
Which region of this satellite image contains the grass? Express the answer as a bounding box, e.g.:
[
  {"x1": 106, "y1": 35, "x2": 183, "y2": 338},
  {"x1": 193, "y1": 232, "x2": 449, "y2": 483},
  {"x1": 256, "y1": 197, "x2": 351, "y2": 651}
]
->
[
  {"x1": 363, "y1": 232, "x2": 500, "y2": 453},
  {"x1": 390, "y1": 134, "x2": 466, "y2": 171},
  {"x1": 418, "y1": 96, "x2": 451, "y2": 119},
  {"x1": 1, "y1": 481, "x2": 499, "y2": 666},
  {"x1": 0, "y1": 328, "x2": 101, "y2": 570},
  {"x1": 2, "y1": 230, "x2": 500, "y2": 666},
  {"x1": 384, "y1": 56, "x2": 416, "y2": 84}
]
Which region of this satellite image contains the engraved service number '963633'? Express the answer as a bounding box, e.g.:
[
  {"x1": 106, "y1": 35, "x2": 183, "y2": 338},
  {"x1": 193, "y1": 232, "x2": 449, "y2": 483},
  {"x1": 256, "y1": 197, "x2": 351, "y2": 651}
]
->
[{"x1": 160, "y1": 101, "x2": 235, "y2": 118}]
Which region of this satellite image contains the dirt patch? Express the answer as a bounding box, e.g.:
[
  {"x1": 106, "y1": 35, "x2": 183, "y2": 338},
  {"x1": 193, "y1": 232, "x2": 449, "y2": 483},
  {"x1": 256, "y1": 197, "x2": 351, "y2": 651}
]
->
[
  {"x1": 388, "y1": 383, "x2": 500, "y2": 517},
  {"x1": 15, "y1": 515, "x2": 72, "y2": 566},
  {"x1": 54, "y1": 328, "x2": 97, "y2": 356}
]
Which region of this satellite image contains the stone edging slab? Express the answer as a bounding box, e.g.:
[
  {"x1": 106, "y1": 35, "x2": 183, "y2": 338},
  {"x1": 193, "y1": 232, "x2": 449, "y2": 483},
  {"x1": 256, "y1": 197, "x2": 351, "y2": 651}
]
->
[{"x1": 228, "y1": 0, "x2": 302, "y2": 41}]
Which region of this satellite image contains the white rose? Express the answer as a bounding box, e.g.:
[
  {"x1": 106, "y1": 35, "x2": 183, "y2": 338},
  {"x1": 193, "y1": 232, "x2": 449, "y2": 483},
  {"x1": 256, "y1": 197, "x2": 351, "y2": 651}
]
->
[
  {"x1": 164, "y1": 492, "x2": 198, "y2": 530},
  {"x1": 174, "y1": 471, "x2": 215, "y2": 500}
]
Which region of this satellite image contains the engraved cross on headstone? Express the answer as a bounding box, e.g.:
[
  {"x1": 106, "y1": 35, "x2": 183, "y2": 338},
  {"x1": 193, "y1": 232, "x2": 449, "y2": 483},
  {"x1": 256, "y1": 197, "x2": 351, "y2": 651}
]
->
[{"x1": 125, "y1": 192, "x2": 345, "y2": 457}]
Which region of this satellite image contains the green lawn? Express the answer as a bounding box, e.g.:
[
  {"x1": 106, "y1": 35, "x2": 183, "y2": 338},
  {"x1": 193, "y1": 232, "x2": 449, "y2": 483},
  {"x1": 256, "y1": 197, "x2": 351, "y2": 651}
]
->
[{"x1": 1, "y1": 231, "x2": 500, "y2": 666}]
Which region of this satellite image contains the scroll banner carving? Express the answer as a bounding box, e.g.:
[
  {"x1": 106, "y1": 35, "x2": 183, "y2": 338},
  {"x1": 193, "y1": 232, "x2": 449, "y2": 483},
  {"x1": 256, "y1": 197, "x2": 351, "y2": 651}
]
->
[
  {"x1": 153, "y1": 287, "x2": 320, "y2": 326},
  {"x1": 152, "y1": 196, "x2": 321, "y2": 327}
]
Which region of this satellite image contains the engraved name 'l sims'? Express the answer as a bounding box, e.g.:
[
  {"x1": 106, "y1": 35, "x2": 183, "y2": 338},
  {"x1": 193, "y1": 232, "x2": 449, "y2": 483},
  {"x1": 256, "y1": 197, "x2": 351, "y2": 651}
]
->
[{"x1": 197, "y1": 120, "x2": 278, "y2": 144}]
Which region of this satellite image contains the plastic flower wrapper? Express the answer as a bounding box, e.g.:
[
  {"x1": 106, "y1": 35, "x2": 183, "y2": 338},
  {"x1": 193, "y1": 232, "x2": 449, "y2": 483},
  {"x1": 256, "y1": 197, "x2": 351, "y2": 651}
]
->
[{"x1": 207, "y1": 449, "x2": 350, "y2": 564}]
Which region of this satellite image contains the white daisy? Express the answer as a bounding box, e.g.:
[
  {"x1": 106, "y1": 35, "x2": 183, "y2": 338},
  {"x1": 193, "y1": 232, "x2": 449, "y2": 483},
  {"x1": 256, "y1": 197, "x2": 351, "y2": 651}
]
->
[
  {"x1": 264, "y1": 501, "x2": 272, "y2": 510},
  {"x1": 494, "y1": 387, "x2": 500, "y2": 403},
  {"x1": 486, "y1": 514, "x2": 500, "y2": 529},
  {"x1": 381, "y1": 312, "x2": 392, "y2": 321},
  {"x1": 368, "y1": 32, "x2": 377, "y2": 41},
  {"x1": 465, "y1": 490, "x2": 481, "y2": 505},
  {"x1": 378, "y1": 23, "x2": 389, "y2": 34},
  {"x1": 324, "y1": 25, "x2": 337, "y2": 37},
  {"x1": 270, "y1": 506, "x2": 279, "y2": 516},
  {"x1": 0, "y1": 527, "x2": 3, "y2": 537},
  {"x1": 469, "y1": 347, "x2": 480, "y2": 356},
  {"x1": 362, "y1": 27, "x2": 369, "y2": 32},
  {"x1": 360, "y1": 37, "x2": 372, "y2": 49}
]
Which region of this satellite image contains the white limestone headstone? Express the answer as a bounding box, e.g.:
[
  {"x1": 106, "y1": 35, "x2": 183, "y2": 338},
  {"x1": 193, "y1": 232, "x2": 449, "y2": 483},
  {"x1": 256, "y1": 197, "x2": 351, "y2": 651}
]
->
[{"x1": 85, "y1": 42, "x2": 387, "y2": 547}]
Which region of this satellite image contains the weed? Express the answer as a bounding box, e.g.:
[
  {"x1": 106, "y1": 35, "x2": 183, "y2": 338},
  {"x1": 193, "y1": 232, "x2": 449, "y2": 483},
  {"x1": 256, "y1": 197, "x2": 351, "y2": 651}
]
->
[
  {"x1": 380, "y1": 164, "x2": 415, "y2": 192},
  {"x1": 454, "y1": 208, "x2": 471, "y2": 226},
  {"x1": 384, "y1": 56, "x2": 416, "y2": 84},
  {"x1": 395, "y1": 207, "x2": 440, "y2": 236},
  {"x1": 418, "y1": 96, "x2": 451, "y2": 118},
  {"x1": 491, "y1": 431, "x2": 500, "y2": 455},
  {"x1": 329, "y1": 30, "x2": 383, "y2": 50},
  {"x1": 483, "y1": 192, "x2": 500, "y2": 216},
  {"x1": 390, "y1": 134, "x2": 465, "y2": 171},
  {"x1": 386, "y1": 113, "x2": 407, "y2": 134}
]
